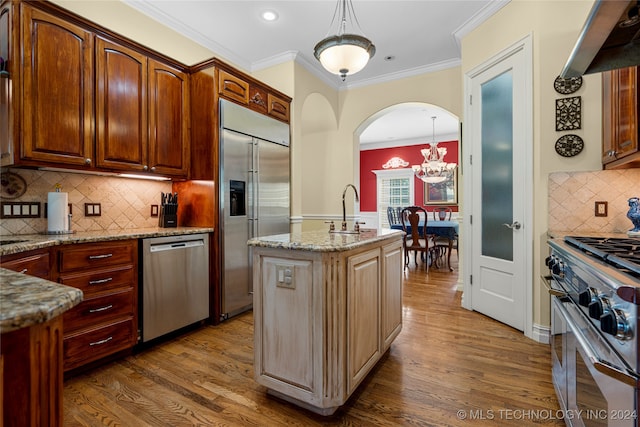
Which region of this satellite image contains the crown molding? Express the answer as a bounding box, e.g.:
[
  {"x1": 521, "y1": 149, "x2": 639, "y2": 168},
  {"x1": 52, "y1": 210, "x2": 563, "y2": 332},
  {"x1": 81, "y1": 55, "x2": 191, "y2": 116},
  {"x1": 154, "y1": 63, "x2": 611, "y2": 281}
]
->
[{"x1": 453, "y1": 0, "x2": 511, "y2": 52}]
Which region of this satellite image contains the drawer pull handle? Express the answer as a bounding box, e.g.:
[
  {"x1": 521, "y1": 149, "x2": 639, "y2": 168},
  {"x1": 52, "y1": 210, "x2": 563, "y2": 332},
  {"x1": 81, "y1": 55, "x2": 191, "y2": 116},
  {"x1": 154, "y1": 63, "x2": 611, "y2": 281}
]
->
[
  {"x1": 89, "y1": 336, "x2": 113, "y2": 346},
  {"x1": 88, "y1": 253, "x2": 113, "y2": 260},
  {"x1": 89, "y1": 304, "x2": 113, "y2": 313},
  {"x1": 88, "y1": 277, "x2": 113, "y2": 285},
  {"x1": 19, "y1": 269, "x2": 28, "y2": 274}
]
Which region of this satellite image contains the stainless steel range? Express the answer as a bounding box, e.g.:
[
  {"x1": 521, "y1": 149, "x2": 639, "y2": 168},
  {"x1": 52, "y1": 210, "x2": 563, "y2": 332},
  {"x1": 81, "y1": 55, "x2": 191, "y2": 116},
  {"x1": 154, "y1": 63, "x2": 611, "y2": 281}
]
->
[{"x1": 546, "y1": 235, "x2": 640, "y2": 426}]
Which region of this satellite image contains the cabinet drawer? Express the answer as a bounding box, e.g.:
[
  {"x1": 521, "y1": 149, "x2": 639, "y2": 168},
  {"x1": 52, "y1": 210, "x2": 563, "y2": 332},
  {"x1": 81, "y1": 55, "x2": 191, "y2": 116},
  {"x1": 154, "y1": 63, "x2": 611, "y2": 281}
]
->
[
  {"x1": 58, "y1": 265, "x2": 135, "y2": 296},
  {"x1": 63, "y1": 316, "x2": 136, "y2": 371},
  {"x1": 58, "y1": 241, "x2": 135, "y2": 272},
  {"x1": 218, "y1": 69, "x2": 249, "y2": 104},
  {"x1": 268, "y1": 93, "x2": 290, "y2": 122},
  {"x1": 63, "y1": 288, "x2": 135, "y2": 332},
  {"x1": 0, "y1": 249, "x2": 50, "y2": 279}
]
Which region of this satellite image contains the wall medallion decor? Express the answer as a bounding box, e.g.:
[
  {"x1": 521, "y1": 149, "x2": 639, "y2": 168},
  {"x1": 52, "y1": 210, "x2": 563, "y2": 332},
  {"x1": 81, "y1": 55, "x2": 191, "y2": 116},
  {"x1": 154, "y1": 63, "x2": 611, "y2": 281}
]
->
[
  {"x1": 553, "y1": 75, "x2": 582, "y2": 95},
  {"x1": 0, "y1": 171, "x2": 27, "y2": 199},
  {"x1": 554, "y1": 134, "x2": 584, "y2": 157},
  {"x1": 555, "y1": 96, "x2": 581, "y2": 131}
]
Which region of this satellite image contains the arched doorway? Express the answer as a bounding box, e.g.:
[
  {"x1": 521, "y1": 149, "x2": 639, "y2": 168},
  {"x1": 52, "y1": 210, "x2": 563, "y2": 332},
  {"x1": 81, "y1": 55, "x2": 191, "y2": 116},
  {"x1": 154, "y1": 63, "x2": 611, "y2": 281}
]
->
[{"x1": 356, "y1": 103, "x2": 460, "y2": 232}]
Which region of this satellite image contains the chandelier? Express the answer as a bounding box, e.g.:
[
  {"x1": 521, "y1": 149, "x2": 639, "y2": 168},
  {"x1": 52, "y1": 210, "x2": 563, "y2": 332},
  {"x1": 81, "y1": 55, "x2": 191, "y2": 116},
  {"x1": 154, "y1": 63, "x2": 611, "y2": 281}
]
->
[
  {"x1": 313, "y1": 0, "x2": 375, "y2": 81},
  {"x1": 412, "y1": 116, "x2": 457, "y2": 184}
]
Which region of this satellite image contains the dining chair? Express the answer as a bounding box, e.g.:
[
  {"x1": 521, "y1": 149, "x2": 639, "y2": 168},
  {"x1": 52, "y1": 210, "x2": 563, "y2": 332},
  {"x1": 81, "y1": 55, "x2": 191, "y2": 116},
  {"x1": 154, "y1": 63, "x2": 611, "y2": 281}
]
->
[
  {"x1": 432, "y1": 207, "x2": 457, "y2": 261},
  {"x1": 433, "y1": 206, "x2": 452, "y2": 221},
  {"x1": 400, "y1": 206, "x2": 436, "y2": 270},
  {"x1": 386, "y1": 206, "x2": 403, "y2": 227}
]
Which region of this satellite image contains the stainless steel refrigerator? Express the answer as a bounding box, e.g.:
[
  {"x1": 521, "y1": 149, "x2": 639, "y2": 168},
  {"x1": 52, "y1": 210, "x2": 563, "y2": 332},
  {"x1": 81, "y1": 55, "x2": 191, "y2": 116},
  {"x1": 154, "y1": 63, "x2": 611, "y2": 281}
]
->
[{"x1": 219, "y1": 99, "x2": 290, "y2": 319}]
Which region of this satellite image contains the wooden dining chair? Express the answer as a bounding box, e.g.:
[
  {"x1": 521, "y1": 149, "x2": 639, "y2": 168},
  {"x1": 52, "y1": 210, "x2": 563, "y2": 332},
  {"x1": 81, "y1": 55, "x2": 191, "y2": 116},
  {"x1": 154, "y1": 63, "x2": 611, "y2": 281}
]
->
[
  {"x1": 432, "y1": 207, "x2": 457, "y2": 261},
  {"x1": 400, "y1": 206, "x2": 436, "y2": 270},
  {"x1": 433, "y1": 206, "x2": 452, "y2": 221}
]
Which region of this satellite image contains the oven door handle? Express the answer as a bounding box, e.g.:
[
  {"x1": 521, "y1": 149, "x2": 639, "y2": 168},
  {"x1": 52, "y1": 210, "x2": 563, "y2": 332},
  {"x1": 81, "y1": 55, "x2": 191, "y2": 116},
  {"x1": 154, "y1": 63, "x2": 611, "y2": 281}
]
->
[
  {"x1": 541, "y1": 275, "x2": 568, "y2": 298},
  {"x1": 562, "y1": 303, "x2": 639, "y2": 387}
]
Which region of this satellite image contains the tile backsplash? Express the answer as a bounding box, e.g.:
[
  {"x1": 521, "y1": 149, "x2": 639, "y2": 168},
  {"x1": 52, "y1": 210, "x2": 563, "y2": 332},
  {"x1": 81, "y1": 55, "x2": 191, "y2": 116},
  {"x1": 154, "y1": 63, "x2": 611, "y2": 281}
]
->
[
  {"x1": 548, "y1": 169, "x2": 640, "y2": 234},
  {"x1": 0, "y1": 169, "x2": 171, "y2": 236}
]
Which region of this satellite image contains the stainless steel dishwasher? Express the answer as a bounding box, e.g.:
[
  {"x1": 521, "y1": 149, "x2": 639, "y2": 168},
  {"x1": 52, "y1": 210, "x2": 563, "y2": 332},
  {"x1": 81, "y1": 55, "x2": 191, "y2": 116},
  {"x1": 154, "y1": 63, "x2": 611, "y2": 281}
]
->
[{"x1": 142, "y1": 233, "x2": 209, "y2": 342}]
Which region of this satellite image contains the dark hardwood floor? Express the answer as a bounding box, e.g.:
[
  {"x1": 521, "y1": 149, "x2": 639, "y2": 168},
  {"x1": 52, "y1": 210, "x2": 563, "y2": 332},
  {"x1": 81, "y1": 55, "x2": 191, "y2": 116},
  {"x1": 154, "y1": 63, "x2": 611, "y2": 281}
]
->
[{"x1": 63, "y1": 257, "x2": 563, "y2": 426}]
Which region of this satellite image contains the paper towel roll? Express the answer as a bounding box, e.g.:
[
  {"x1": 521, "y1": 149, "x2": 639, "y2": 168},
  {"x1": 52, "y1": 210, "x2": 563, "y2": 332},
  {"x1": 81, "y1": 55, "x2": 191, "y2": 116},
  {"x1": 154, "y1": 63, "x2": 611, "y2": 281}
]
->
[{"x1": 47, "y1": 191, "x2": 68, "y2": 232}]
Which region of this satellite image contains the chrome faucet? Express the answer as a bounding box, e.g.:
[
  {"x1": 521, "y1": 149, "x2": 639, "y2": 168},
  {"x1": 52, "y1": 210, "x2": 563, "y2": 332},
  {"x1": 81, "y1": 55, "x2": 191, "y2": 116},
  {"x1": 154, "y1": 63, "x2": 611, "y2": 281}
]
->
[{"x1": 341, "y1": 184, "x2": 359, "y2": 231}]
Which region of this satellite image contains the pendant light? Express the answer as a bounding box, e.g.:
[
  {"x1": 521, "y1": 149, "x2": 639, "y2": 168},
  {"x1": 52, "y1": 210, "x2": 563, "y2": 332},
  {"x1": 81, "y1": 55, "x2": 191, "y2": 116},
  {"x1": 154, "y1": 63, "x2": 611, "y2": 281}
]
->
[
  {"x1": 313, "y1": 0, "x2": 375, "y2": 81},
  {"x1": 412, "y1": 116, "x2": 457, "y2": 184}
]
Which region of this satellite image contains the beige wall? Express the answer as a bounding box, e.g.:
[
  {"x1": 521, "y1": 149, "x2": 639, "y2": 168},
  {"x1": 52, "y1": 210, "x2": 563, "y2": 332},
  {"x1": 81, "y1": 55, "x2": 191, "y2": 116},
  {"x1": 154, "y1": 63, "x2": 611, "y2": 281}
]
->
[{"x1": 461, "y1": 0, "x2": 600, "y2": 328}]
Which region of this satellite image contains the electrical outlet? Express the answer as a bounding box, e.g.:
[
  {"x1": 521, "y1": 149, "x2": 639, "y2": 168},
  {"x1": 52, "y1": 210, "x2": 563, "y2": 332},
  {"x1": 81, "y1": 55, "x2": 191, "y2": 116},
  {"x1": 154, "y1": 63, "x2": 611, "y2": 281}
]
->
[
  {"x1": 84, "y1": 203, "x2": 101, "y2": 217},
  {"x1": 276, "y1": 265, "x2": 295, "y2": 289},
  {"x1": 595, "y1": 201, "x2": 608, "y2": 217},
  {"x1": 150, "y1": 205, "x2": 159, "y2": 217}
]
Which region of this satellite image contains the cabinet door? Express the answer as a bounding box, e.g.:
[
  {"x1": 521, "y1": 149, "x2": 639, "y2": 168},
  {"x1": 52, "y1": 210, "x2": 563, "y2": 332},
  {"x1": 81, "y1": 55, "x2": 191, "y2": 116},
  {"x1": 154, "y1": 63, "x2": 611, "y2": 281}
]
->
[
  {"x1": 148, "y1": 59, "x2": 189, "y2": 177},
  {"x1": 20, "y1": 5, "x2": 93, "y2": 167},
  {"x1": 218, "y1": 69, "x2": 249, "y2": 104},
  {"x1": 602, "y1": 67, "x2": 639, "y2": 164},
  {"x1": 381, "y1": 240, "x2": 403, "y2": 350},
  {"x1": 346, "y1": 248, "x2": 381, "y2": 394},
  {"x1": 614, "y1": 67, "x2": 638, "y2": 159},
  {"x1": 0, "y1": 3, "x2": 13, "y2": 166},
  {"x1": 96, "y1": 37, "x2": 148, "y2": 172}
]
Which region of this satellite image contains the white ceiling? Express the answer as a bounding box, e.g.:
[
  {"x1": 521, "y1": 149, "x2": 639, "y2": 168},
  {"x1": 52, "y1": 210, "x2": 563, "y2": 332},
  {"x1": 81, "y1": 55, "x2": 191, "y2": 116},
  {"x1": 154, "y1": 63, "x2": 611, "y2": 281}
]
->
[{"x1": 124, "y1": 0, "x2": 507, "y2": 146}]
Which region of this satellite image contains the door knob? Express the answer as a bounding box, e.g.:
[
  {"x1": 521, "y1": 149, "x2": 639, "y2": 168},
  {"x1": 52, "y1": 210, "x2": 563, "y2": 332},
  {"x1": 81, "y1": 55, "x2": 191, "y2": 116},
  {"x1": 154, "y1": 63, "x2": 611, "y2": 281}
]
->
[{"x1": 503, "y1": 221, "x2": 521, "y2": 230}]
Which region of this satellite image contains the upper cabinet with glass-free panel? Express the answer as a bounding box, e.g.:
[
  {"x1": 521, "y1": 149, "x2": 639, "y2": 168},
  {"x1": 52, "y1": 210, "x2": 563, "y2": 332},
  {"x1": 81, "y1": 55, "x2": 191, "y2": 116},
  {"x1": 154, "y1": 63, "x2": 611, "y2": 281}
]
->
[{"x1": 602, "y1": 66, "x2": 640, "y2": 169}]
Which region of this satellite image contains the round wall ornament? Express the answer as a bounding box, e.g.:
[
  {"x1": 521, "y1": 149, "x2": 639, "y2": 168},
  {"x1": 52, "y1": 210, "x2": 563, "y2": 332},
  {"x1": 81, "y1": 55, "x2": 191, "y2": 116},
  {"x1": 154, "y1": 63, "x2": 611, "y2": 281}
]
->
[
  {"x1": 0, "y1": 171, "x2": 27, "y2": 199},
  {"x1": 554, "y1": 75, "x2": 582, "y2": 94},
  {"x1": 555, "y1": 134, "x2": 584, "y2": 157}
]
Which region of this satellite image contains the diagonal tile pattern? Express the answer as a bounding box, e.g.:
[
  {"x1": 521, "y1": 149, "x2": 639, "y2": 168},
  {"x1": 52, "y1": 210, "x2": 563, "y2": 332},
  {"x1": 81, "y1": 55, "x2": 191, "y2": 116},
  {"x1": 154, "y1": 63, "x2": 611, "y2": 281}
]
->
[
  {"x1": 549, "y1": 169, "x2": 640, "y2": 233},
  {"x1": 0, "y1": 169, "x2": 172, "y2": 236}
]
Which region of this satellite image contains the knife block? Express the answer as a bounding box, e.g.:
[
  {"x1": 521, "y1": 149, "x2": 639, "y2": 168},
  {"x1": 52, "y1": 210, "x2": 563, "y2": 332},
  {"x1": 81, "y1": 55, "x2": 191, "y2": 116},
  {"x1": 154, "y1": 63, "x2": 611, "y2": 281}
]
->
[{"x1": 158, "y1": 204, "x2": 177, "y2": 228}]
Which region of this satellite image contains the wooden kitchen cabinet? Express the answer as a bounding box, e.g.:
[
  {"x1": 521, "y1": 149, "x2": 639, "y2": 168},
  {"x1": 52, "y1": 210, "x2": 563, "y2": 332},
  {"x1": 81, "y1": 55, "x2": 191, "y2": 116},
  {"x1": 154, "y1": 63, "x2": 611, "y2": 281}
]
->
[
  {"x1": 602, "y1": 66, "x2": 640, "y2": 169},
  {"x1": 148, "y1": 58, "x2": 190, "y2": 177},
  {"x1": 19, "y1": 4, "x2": 94, "y2": 168},
  {"x1": 96, "y1": 41, "x2": 190, "y2": 177},
  {"x1": 55, "y1": 239, "x2": 138, "y2": 372},
  {"x1": 95, "y1": 37, "x2": 148, "y2": 173},
  {"x1": 0, "y1": 2, "x2": 13, "y2": 167},
  {"x1": 4, "y1": 1, "x2": 189, "y2": 177},
  {"x1": 0, "y1": 248, "x2": 51, "y2": 280},
  {"x1": 252, "y1": 231, "x2": 403, "y2": 415},
  {"x1": 215, "y1": 61, "x2": 291, "y2": 123}
]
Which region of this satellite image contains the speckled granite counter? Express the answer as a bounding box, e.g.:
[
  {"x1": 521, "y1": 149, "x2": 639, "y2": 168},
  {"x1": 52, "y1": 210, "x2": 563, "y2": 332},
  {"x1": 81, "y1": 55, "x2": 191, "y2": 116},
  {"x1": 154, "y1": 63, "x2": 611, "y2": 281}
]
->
[
  {"x1": 247, "y1": 228, "x2": 403, "y2": 252},
  {"x1": 0, "y1": 268, "x2": 83, "y2": 333},
  {"x1": 0, "y1": 226, "x2": 213, "y2": 256}
]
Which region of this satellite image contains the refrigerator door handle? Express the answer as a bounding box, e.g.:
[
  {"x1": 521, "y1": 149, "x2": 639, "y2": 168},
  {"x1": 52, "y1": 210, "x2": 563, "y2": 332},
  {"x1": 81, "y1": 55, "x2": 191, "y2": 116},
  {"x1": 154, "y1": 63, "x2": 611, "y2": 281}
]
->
[{"x1": 253, "y1": 138, "x2": 260, "y2": 237}]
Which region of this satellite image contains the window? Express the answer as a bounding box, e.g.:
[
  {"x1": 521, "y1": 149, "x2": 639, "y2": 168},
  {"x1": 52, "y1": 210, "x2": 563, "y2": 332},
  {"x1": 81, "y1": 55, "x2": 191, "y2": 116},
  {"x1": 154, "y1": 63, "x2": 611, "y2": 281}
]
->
[{"x1": 373, "y1": 169, "x2": 414, "y2": 229}]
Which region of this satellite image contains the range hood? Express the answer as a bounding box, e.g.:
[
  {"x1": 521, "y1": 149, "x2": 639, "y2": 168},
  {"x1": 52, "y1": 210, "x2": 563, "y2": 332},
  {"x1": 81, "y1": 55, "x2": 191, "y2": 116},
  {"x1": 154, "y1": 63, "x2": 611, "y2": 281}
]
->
[{"x1": 561, "y1": 0, "x2": 640, "y2": 77}]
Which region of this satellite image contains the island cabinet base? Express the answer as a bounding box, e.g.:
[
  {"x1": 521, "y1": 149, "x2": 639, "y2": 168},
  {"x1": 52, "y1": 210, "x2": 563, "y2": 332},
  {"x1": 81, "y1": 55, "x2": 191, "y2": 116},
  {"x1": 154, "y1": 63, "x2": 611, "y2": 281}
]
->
[
  {"x1": 252, "y1": 236, "x2": 403, "y2": 415},
  {"x1": 1, "y1": 316, "x2": 64, "y2": 427}
]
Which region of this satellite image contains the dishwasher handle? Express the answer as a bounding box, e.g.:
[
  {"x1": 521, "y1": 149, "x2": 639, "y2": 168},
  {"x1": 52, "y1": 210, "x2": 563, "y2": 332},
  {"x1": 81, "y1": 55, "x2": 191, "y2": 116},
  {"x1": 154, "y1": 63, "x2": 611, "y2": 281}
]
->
[{"x1": 149, "y1": 239, "x2": 205, "y2": 253}]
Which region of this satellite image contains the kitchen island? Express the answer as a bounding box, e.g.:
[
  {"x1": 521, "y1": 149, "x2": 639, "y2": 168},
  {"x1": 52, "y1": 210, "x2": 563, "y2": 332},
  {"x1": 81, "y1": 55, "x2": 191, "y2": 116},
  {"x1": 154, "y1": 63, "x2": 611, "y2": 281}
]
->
[
  {"x1": 1, "y1": 268, "x2": 83, "y2": 426},
  {"x1": 248, "y1": 228, "x2": 404, "y2": 415}
]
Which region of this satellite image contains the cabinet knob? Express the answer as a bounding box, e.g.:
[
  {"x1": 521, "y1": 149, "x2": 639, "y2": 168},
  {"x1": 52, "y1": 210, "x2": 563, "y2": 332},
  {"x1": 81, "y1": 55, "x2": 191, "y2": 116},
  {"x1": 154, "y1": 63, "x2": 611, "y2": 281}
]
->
[
  {"x1": 85, "y1": 158, "x2": 91, "y2": 165},
  {"x1": 150, "y1": 167, "x2": 156, "y2": 172},
  {"x1": 143, "y1": 165, "x2": 148, "y2": 171}
]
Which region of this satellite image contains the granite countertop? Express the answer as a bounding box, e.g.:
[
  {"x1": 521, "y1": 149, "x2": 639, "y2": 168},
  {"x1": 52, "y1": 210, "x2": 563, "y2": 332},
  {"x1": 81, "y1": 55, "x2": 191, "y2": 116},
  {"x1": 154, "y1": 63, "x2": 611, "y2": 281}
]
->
[
  {"x1": 248, "y1": 228, "x2": 404, "y2": 252},
  {"x1": 0, "y1": 268, "x2": 83, "y2": 333},
  {"x1": 0, "y1": 226, "x2": 214, "y2": 256}
]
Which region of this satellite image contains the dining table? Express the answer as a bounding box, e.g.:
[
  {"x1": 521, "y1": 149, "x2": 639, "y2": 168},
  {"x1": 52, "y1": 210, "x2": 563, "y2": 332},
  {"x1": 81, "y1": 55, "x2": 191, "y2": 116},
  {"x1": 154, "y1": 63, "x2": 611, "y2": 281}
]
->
[{"x1": 390, "y1": 220, "x2": 459, "y2": 271}]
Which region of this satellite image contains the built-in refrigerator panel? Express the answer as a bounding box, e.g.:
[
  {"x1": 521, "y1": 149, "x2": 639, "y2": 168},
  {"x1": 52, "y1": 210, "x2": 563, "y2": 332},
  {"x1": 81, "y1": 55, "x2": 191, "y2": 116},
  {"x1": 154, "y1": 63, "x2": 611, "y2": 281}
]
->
[{"x1": 219, "y1": 99, "x2": 290, "y2": 319}]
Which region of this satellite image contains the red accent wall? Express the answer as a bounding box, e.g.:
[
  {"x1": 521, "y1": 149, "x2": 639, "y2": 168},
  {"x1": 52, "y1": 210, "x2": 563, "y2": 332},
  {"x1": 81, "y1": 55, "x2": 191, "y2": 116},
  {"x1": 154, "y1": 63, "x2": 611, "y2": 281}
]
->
[{"x1": 359, "y1": 141, "x2": 459, "y2": 212}]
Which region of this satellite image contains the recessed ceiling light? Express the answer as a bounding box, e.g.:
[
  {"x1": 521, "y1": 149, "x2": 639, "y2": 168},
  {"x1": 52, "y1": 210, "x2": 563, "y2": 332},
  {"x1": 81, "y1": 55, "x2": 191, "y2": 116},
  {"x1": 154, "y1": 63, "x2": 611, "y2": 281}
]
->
[{"x1": 262, "y1": 10, "x2": 278, "y2": 21}]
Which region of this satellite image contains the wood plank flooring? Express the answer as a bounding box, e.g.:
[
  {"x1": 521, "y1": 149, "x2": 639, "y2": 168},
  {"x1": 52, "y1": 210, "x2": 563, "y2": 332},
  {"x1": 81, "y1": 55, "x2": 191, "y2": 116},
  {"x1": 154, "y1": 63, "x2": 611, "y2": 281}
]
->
[{"x1": 63, "y1": 258, "x2": 563, "y2": 426}]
